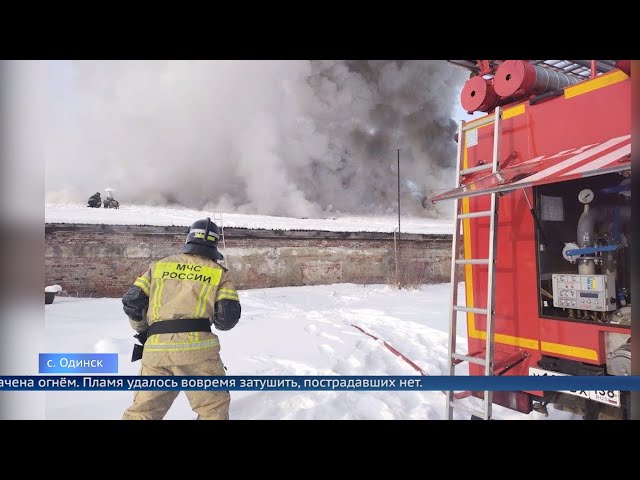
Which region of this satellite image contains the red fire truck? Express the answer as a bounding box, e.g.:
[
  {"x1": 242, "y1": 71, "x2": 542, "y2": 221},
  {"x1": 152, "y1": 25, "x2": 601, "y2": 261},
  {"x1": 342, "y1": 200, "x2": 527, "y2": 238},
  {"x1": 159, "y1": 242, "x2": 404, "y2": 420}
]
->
[{"x1": 431, "y1": 60, "x2": 631, "y2": 420}]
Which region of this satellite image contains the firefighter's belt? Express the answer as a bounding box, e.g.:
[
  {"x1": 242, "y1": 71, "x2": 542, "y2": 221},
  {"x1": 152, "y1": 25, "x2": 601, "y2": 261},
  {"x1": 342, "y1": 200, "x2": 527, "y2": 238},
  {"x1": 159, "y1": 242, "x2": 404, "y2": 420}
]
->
[{"x1": 147, "y1": 318, "x2": 212, "y2": 335}]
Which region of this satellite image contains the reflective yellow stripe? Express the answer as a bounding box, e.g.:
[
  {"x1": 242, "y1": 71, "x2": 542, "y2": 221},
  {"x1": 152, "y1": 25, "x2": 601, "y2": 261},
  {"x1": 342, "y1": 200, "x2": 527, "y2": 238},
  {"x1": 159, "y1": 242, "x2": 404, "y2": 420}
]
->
[
  {"x1": 153, "y1": 280, "x2": 162, "y2": 320},
  {"x1": 469, "y1": 327, "x2": 539, "y2": 349},
  {"x1": 205, "y1": 284, "x2": 215, "y2": 313},
  {"x1": 193, "y1": 232, "x2": 219, "y2": 242},
  {"x1": 151, "y1": 279, "x2": 166, "y2": 321},
  {"x1": 197, "y1": 283, "x2": 214, "y2": 317},
  {"x1": 461, "y1": 144, "x2": 476, "y2": 337},
  {"x1": 144, "y1": 338, "x2": 220, "y2": 352},
  {"x1": 150, "y1": 279, "x2": 159, "y2": 320},
  {"x1": 216, "y1": 288, "x2": 239, "y2": 301},
  {"x1": 463, "y1": 104, "x2": 526, "y2": 133},
  {"x1": 503, "y1": 103, "x2": 525, "y2": 120},
  {"x1": 194, "y1": 284, "x2": 209, "y2": 317},
  {"x1": 216, "y1": 293, "x2": 239, "y2": 301},
  {"x1": 217, "y1": 288, "x2": 238, "y2": 295},
  {"x1": 152, "y1": 262, "x2": 222, "y2": 285},
  {"x1": 541, "y1": 341, "x2": 598, "y2": 361},
  {"x1": 158, "y1": 279, "x2": 167, "y2": 318},
  {"x1": 135, "y1": 283, "x2": 149, "y2": 296},
  {"x1": 564, "y1": 69, "x2": 628, "y2": 99},
  {"x1": 204, "y1": 284, "x2": 215, "y2": 315},
  {"x1": 134, "y1": 279, "x2": 150, "y2": 296}
]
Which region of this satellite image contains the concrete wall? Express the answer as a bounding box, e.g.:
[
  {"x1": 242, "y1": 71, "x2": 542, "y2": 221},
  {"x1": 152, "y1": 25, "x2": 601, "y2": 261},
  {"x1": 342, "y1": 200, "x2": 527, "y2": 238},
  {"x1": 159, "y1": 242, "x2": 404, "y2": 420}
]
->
[{"x1": 45, "y1": 224, "x2": 452, "y2": 297}]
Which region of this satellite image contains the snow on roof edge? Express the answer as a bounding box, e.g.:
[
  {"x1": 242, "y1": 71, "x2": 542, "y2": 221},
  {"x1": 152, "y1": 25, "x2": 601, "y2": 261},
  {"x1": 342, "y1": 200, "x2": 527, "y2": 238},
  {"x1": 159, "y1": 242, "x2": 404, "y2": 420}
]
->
[{"x1": 45, "y1": 203, "x2": 454, "y2": 235}]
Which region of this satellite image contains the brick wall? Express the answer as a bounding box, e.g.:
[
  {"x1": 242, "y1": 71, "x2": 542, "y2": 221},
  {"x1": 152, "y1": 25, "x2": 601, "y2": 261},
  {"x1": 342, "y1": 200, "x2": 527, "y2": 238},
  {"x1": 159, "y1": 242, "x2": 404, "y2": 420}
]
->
[{"x1": 45, "y1": 224, "x2": 452, "y2": 298}]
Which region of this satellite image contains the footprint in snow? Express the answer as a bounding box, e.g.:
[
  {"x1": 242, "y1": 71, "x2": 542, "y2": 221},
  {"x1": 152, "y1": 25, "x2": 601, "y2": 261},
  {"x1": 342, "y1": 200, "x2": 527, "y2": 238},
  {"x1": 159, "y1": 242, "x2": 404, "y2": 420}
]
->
[
  {"x1": 94, "y1": 337, "x2": 130, "y2": 354},
  {"x1": 319, "y1": 344, "x2": 335, "y2": 355}
]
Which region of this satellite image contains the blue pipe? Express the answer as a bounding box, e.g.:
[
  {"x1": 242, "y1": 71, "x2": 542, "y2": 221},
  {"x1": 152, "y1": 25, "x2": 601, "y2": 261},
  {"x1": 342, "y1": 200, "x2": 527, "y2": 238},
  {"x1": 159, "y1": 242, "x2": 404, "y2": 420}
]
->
[
  {"x1": 565, "y1": 245, "x2": 618, "y2": 256},
  {"x1": 600, "y1": 185, "x2": 631, "y2": 194}
]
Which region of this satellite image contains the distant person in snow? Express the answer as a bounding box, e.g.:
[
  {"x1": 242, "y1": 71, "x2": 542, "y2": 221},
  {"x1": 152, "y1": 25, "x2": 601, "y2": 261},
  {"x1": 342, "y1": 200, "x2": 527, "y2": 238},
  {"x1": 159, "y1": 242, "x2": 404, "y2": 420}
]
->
[
  {"x1": 87, "y1": 192, "x2": 101, "y2": 208},
  {"x1": 121, "y1": 218, "x2": 241, "y2": 420},
  {"x1": 103, "y1": 190, "x2": 120, "y2": 209}
]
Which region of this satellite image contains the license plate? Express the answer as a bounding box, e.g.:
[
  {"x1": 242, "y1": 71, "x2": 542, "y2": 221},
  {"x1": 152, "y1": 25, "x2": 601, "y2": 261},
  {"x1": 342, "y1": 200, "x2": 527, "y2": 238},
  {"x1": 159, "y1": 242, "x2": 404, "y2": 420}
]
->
[{"x1": 528, "y1": 367, "x2": 620, "y2": 407}]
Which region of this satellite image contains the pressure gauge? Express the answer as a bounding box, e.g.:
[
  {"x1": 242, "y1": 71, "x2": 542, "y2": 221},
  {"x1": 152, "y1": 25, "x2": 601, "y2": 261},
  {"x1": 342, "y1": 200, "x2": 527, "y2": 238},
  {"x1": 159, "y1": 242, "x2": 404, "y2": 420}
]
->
[{"x1": 578, "y1": 189, "x2": 594, "y2": 204}]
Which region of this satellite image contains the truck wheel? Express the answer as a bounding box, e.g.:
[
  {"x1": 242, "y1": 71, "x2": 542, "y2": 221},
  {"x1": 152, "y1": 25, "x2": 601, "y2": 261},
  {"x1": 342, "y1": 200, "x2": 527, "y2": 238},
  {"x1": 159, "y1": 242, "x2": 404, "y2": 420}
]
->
[{"x1": 583, "y1": 400, "x2": 600, "y2": 420}]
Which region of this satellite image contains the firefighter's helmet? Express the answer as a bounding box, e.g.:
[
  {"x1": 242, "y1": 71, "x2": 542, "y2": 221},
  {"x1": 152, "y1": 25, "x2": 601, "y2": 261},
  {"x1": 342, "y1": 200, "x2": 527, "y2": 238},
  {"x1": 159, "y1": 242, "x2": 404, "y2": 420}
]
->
[{"x1": 183, "y1": 218, "x2": 223, "y2": 260}]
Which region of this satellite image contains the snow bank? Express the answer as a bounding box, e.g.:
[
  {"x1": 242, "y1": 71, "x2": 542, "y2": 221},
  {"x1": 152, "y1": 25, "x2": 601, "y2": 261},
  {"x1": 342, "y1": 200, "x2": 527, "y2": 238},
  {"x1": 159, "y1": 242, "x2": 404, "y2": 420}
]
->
[{"x1": 45, "y1": 203, "x2": 453, "y2": 235}]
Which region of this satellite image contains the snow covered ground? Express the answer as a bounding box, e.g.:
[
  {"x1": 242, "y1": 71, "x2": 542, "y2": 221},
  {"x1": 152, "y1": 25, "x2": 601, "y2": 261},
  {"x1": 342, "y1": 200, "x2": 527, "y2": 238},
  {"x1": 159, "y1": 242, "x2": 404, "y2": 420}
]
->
[
  {"x1": 45, "y1": 203, "x2": 453, "y2": 235},
  {"x1": 44, "y1": 283, "x2": 577, "y2": 420}
]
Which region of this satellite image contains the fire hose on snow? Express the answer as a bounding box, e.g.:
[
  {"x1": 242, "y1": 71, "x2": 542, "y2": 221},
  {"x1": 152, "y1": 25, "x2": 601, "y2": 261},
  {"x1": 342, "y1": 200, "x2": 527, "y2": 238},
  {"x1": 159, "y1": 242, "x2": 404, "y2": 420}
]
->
[{"x1": 350, "y1": 324, "x2": 426, "y2": 376}]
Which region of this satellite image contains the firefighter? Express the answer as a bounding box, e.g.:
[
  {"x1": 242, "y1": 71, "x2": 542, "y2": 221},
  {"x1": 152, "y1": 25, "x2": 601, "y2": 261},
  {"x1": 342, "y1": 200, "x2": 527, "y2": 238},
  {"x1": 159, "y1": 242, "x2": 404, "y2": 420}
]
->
[
  {"x1": 103, "y1": 193, "x2": 120, "y2": 209},
  {"x1": 87, "y1": 192, "x2": 101, "y2": 208},
  {"x1": 103, "y1": 198, "x2": 120, "y2": 208},
  {"x1": 103, "y1": 188, "x2": 120, "y2": 209},
  {"x1": 121, "y1": 218, "x2": 241, "y2": 420}
]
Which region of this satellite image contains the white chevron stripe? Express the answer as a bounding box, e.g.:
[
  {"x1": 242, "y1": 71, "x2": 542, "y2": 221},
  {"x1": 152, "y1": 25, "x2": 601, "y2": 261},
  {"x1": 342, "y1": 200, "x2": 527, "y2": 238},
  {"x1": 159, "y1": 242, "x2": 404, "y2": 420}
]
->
[
  {"x1": 561, "y1": 142, "x2": 631, "y2": 176},
  {"x1": 511, "y1": 135, "x2": 630, "y2": 185},
  {"x1": 545, "y1": 143, "x2": 599, "y2": 160}
]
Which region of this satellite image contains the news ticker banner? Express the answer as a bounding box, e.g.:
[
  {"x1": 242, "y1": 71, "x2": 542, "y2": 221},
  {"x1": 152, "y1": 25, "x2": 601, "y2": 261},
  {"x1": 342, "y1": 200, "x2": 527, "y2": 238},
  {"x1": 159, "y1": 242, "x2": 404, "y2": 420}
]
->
[
  {"x1": 2, "y1": 375, "x2": 640, "y2": 391},
  {"x1": 28, "y1": 353, "x2": 640, "y2": 392}
]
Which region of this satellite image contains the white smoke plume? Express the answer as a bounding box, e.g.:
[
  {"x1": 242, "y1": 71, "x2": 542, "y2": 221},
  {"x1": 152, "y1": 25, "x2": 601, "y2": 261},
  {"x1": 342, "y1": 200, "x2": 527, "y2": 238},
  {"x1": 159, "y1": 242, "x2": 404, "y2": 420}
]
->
[{"x1": 45, "y1": 60, "x2": 467, "y2": 217}]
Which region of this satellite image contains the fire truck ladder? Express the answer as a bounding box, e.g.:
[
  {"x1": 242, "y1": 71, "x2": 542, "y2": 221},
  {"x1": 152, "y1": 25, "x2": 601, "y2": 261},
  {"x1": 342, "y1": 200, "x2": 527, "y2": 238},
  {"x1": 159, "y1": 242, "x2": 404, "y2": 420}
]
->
[
  {"x1": 445, "y1": 106, "x2": 503, "y2": 420},
  {"x1": 213, "y1": 212, "x2": 227, "y2": 267}
]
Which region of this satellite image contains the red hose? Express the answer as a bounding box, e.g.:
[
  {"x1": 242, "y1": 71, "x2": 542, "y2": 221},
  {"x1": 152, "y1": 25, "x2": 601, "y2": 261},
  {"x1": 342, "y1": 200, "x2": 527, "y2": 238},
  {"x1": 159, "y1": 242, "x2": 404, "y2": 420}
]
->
[{"x1": 351, "y1": 324, "x2": 426, "y2": 376}]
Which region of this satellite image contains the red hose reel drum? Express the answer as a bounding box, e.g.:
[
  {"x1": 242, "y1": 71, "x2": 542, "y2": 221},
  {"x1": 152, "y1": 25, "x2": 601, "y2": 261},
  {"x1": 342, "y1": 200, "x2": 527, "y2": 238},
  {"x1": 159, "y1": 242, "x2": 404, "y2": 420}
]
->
[
  {"x1": 494, "y1": 60, "x2": 579, "y2": 98},
  {"x1": 493, "y1": 60, "x2": 537, "y2": 98},
  {"x1": 460, "y1": 75, "x2": 499, "y2": 113}
]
